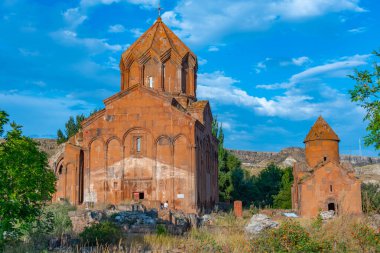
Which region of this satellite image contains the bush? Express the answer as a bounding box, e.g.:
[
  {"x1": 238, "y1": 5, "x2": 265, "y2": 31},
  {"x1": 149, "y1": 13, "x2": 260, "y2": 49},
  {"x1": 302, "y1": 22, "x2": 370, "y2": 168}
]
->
[
  {"x1": 352, "y1": 222, "x2": 380, "y2": 252},
  {"x1": 24, "y1": 202, "x2": 75, "y2": 250},
  {"x1": 80, "y1": 222, "x2": 122, "y2": 246},
  {"x1": 361, "y1": 183, "x2": 380, "y2": 213},
  {"x1": 249, "y1": 219, "x2": 331, "y2": 252},
  {"x1": 156, "y1": 224, "x2": 167, "y2": 236}
]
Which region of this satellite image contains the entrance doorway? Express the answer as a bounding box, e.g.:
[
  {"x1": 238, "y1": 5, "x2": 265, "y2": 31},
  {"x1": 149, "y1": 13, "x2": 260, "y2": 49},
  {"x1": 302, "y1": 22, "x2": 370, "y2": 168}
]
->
[
  {"x1": 133, "y1": 192, "x2": 144, "y2": 200},
  {"x1": 328, "y1": 202, "x2": 336, "y2": 212}
]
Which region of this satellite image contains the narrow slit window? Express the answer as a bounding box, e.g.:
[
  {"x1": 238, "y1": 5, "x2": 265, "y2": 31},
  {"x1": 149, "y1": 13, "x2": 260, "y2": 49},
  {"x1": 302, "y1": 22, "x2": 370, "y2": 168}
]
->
[
  {"x1": 136, "y1": 137, "x2": 141, "y2": 153},
  {"x1": 324, "y1": 156, "x2": 327, "y2": 161},
  {"x1": 330, "y1": 185, "x2": 333, "y2": 192},
  {"x1": 149, "y1": 76, "x2": 153, "y2": 88}
]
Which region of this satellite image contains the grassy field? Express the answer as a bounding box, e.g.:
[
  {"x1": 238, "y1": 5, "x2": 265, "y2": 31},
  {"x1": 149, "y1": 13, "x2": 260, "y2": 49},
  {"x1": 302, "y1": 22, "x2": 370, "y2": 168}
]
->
[{"x1": 3, "y1": 204, "x2": 380, "y2": 253}]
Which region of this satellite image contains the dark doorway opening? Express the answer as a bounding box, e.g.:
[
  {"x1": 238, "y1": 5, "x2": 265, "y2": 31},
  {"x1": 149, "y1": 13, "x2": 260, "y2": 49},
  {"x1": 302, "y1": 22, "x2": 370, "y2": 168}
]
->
[
  {"x1": 328, "y1": 202, "x2": 335, "y2": 211},
  {"x1": 78, "y1": 150, "x2": 84, "y2": 204},
  {"x1": 133, "y1": 192, "x2": 144, "y2": 200}
]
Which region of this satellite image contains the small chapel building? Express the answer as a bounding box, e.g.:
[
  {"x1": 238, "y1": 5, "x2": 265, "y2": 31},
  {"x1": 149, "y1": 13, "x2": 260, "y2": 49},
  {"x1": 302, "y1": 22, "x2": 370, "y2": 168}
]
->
[
  {"x1": 292, "y1": 116, "x2": 362, "y2": 218},
  {"x1": 52, "y1": 17, "x2": 219, "y2": 213}
]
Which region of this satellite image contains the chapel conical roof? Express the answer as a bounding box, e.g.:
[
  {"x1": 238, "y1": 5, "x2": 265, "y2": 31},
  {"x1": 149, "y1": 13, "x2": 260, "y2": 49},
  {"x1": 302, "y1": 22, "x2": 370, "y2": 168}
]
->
[
  {"x1": 120, "y1": 17, "x2": 196, "y2": 65},
  {"x1": 304, "y1": 116, "x2": 340, "y2": 143}
]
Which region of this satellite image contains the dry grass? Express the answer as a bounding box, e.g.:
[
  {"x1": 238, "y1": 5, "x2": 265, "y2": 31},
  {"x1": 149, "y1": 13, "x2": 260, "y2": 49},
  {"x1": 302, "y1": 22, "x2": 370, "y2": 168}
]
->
[{"x1": 5, "y1": 212, "x2": 379, "y2": 253}]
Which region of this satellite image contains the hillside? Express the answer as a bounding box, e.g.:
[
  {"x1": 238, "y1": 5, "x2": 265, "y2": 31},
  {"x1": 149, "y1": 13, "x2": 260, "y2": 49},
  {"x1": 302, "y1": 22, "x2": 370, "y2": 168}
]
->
[{"x1": 229, "y1": 148, "x2": 380, "y2": 183}]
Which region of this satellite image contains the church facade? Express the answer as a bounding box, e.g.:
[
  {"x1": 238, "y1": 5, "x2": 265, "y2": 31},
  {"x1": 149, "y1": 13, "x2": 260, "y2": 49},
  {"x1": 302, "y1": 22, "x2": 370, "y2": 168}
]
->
[
  {"x1": 52, "y1": 17, "x2": 219, "y2": 213},
  {"x1": 292, "y1": 116, "x2": 362, "y2": 218}
]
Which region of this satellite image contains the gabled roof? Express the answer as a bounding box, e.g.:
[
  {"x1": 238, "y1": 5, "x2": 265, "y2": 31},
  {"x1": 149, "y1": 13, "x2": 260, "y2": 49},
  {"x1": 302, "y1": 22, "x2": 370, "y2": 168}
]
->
[
  {"x1": 304, "y1": 116, "x2": 340, "y2": 143},
  {"x1": 297, "y1": 160, "x2": 358, "y2": 184},
  {"x1": 121, "y1": 17, "x2": 195, "y2": 64}
]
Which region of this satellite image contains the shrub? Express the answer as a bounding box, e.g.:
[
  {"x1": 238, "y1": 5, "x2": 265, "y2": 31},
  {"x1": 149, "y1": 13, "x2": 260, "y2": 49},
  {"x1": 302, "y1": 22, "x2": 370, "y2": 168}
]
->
[
  {"x1": 352, "y1": 222, "x2": 380, "y2": 252},
  {"x1": 156, "y1": 224, "x2": 167, "y2": 236},
  {"x1": 361, "y1": 183, "x2": 380, "y2": 213},
  {"x1": 249, "y1": 219, "x2": 331, "y2": 252},
  {"x1": 80, "y1": 222, "x2": 122, "y2": 246}
]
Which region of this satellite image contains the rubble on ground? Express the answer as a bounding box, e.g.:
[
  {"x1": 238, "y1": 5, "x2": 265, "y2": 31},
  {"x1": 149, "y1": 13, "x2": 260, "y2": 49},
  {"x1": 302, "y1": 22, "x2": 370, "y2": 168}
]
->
[
  {"x1": 68, "y1": 203, "x2": 193, "y2": 235},
  {"x1": 320, "y1": 210, "x2": 335, "y2": 220},
  {"x1": 245, "y1": 214, "x2": 279, "y2": 235}
]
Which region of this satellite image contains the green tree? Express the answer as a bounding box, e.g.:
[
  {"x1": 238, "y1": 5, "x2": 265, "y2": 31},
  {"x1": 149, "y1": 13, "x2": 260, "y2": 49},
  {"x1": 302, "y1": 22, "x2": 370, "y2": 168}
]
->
[
  {"x1": 0, "y1": 110, "x2": 8, "y2": 136},
  {"x1": 254, "y1": 163, "x2": 283, "y2": 207},
  {"x1": 349, "y1": 50, "x2": 380, "y2": 150},
  {"x1": 273, "y1": 167, "x2": 294, "y2": 209},
  {"x1": 212, "y1": 119, "x2": 252, "y2": 202},
  {"x1": 57, "y1": 114, "x2": 86, "y2": 144},
  {"x1": 0, "y1": 111, "x2": 56, "y2": 248}
]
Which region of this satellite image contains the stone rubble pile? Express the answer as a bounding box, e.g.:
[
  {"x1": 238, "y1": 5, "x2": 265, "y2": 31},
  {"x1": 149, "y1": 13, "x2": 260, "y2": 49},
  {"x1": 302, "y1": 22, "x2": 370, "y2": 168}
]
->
[
  {"x1": 245, "y1": 214, "x2": 279, "y2": 235},
  {"x1": 319, "y1": 210, "x2": 335, "y2": 220},
  {"x1": 68, "y1": 203, "x2": 195, "y2": 235}
]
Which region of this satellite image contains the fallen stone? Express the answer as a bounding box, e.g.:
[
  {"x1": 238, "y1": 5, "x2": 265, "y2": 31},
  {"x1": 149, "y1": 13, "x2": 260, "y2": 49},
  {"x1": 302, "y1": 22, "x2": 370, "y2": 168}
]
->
[
  {"x1": 245, "y1": 214, "x2": 279, "y2": 235},
  {"x1": 320, "y1": 210, "x2": 335, "y2": 220}
]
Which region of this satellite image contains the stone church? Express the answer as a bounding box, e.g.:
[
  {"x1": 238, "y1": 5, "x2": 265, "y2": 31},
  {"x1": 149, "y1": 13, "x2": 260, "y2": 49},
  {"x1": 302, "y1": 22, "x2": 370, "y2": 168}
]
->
[
  {"x1": 292, "y1": 116, "x2": 362, "y2": 218},
  {"x1": 52, "y1": 17, "x2": 219, "y2": 213}
]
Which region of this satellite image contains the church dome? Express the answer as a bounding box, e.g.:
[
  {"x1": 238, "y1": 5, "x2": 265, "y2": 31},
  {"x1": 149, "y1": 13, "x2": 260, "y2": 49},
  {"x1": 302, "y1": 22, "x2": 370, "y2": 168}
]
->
[
  {"x1": 119, "y1": 17, "x2": 197, "y2": 99},
  {"x1": 304, "y1": 116, "x2": 340, "y2": 143}
]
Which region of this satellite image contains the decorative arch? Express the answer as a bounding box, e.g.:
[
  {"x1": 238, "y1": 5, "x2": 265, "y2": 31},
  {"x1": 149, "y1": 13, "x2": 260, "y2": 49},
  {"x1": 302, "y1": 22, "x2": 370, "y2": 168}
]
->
[
  {"x1": 162, "y1": 51, "x2": 181, "y2": 93},
  {"x1": 88, "y1": 137, "x2": 105, "y2": 150},
  {"x1": 128, "y1": 60, "x2": 140, "y2": 87},
  {"x1": 173, "y1": 135, "x2": 191, "y2": 210},
  {"x1": 106, "y1": 138, "x2": 123, "y2": 204},
  {"x1": 65, "y1": 162, "x2": 76, "y2": 204},
  {"x1": 55, "y1": 157, "x2": 65, "y2": 175},
  {"x1": 143, "y1": 55, "x2": 160, "y2": 89},
  {"x1": 155, "y1": 135, "x2": 173, "y2": 204},
  {"x1": 122, "y1": 126, "x2": 153, "y2": 145},
  {"x1": 89, "y1": 138, "x2": 105, "y2": 203},
  {"x1": 123, "y1": 127, "x2": 154, "y2": 200}
]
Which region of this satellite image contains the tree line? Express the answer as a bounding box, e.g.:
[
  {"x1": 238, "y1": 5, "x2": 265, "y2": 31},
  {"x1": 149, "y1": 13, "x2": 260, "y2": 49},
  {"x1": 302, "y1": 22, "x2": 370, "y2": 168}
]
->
[{"x1": 212, "y1": 119, "x2": 293, "y2": 209}]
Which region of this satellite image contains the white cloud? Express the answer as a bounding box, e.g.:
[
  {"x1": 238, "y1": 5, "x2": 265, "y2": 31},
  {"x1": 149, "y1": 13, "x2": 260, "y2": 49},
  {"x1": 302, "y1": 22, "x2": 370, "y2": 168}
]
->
[
  {"x1": 79, "y1": 0, "x2": 158, "y2": 8},
  {"x1": 198, "y1": 57, "x2": 366, "y2": 120},
  {"x1": 254, "y1": 58, "x2": 271, "y2": 73},
  {"x1": 258, "y1": 54, "x2": 370, "y2": 90},
  {"x1": 51, "y1": 30, "x2": 124, "y2": 54},
  {"x1": 108, "y1": 24, "x2": 126, "y2": 33},
  {"x1": 130, "y1": 28, "x2": 143, "y2": 37},
  {"x1": 198, "y1": 57, "x2": 208, "y2": 66},
  {"x1": 161, "y1": 0, "x2": 365, "y2": 45},
  {"x1": 290, "y1": 54, "x2": 369, "y2": 82},
  {"x1": 281, "y1": 56, "x2": 311, "y2": 66},
  {"x1": 105, "y1": 56, "x2": 119, "y2": 70},
  {"x1": 348, "y1": 27, "x2": 367, "y2": 34},
  {"x1": 208, "y1": 46, "x2": 219, "y2": 52},
  {"x1": 63, "y1": 8, "x2": 87, "y2": 28}
]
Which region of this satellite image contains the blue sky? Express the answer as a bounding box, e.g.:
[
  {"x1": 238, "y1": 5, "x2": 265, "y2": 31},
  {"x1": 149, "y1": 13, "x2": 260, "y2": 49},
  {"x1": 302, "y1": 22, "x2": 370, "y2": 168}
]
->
[{"x1": 0, "y1": 0, "x2": 379, "y2": 156}]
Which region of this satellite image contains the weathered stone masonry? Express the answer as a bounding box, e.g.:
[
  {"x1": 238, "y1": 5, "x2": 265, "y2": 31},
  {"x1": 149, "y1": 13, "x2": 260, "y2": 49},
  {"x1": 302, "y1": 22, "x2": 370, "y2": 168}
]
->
[
  {"x1": 53, "y1": 17, "x2": 218, "y2": 214},
  {"x1": 292, "y1": 116, "x2": 362, "y2": 218}
]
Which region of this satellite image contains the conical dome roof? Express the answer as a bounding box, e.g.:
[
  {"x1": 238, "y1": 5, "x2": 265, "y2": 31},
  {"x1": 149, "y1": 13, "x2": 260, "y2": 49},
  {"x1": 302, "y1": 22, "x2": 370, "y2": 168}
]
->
[
  {"x1": 304, "y1": 116, "x2": 340, "y2": 143},
  {"x1": 121, "y1": 17, "x2": 196, "y2": 66}
]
